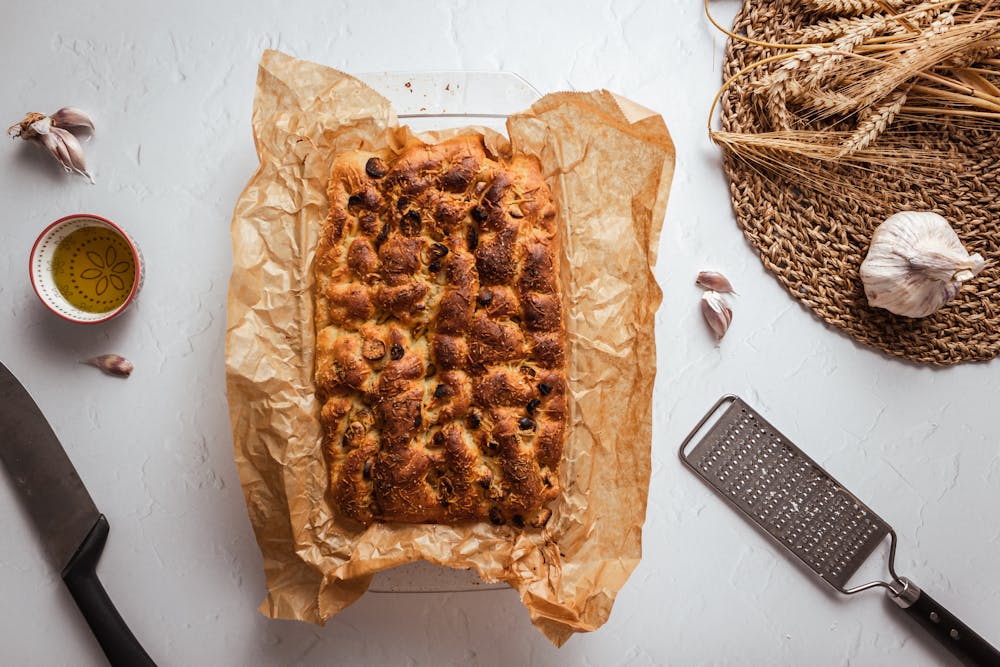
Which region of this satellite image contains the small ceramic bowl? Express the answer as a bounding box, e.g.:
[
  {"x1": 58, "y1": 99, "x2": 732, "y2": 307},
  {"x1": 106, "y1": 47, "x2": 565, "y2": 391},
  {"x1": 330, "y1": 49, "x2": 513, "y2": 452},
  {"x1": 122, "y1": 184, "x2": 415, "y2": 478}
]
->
[{"x1": 30, "y1": 214, "x2": 145, "y2": 323}]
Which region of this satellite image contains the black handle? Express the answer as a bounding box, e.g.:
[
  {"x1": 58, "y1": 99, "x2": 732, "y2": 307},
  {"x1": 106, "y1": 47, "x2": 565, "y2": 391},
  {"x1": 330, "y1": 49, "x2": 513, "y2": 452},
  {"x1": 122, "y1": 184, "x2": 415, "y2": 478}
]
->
[
  {"x1": 61, "y1": 515, "x2": 156, "y2": 667},
  {"x1": 892, "y1": 577, "x2": 1000, "y2": 667}
]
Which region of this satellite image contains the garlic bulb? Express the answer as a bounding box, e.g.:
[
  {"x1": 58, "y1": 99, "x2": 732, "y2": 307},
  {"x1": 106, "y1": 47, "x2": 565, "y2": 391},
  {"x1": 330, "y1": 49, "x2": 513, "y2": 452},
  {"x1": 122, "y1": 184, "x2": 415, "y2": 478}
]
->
[
  {"x1": 8, "y1": 108, "x2": 95, "y2": 182},
  {"x1": 860, "y1": 211, "x2": 985, "y2": 318}
]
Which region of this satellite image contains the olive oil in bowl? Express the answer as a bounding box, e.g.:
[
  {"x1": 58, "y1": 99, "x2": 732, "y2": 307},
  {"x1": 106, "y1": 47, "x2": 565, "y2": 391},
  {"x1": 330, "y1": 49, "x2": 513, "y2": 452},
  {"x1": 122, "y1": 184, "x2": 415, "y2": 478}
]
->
[
  {"x1": 51, "y1": 226, "x2": 137, "y2": 313},
  {"x1": 31, "y1": 214, "x2": 143, "y2": 323}
]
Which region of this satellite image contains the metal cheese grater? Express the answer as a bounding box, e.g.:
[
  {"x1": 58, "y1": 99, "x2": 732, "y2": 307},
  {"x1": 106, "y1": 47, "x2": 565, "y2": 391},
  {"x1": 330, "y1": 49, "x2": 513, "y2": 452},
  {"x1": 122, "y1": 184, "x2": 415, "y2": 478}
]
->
[{"x1": 680, "y1": 396, "x2": 1000, "y2": 666}]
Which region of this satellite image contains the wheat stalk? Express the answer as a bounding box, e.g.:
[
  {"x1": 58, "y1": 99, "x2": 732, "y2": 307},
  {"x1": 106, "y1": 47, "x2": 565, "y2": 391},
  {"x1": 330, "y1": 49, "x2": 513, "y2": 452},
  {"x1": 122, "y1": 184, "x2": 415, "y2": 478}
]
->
[
  {"x1": 806, "y1": 15, "x2": 898, "y2": 84},
  {"x1": 712, "y1": 129, "x2": 939, "y2": 162},
  {"x1": 707, "y1": 0, "x2": 1000, "y2": 196},
  {"x1": 809, "y1": 0, "x2": 908, "y2": 16},
  {"x1": 765, "y1": 6, "x2": 989, "y2": 120},
  {"x1": 839, "y1": 15, "x2": 986, "y2": 109},
  {"x1": 942, "y1": 39, "x2": 1000, "y2": 65},
  {"x1": 801, "y1": 4, "x2": 949, "y2": 48},
  {"x1": 802, "y1": 89, "x2": 861, "y2": 113},
  {"x1": 752, "y1": 46, "x2": 826, "y2": 128},
  {"x1": 955, "y1": 66, "x2": 1000, "y2": 95},
  {"x1": 712, "y1": 128, "x2": 942, "y2": 203},
  {"x1": 800, "y1": 15, "x2": 892, "y2": 43},
  {"x1": 839, "y1": 88, "x2": 909, "y2": 154}
]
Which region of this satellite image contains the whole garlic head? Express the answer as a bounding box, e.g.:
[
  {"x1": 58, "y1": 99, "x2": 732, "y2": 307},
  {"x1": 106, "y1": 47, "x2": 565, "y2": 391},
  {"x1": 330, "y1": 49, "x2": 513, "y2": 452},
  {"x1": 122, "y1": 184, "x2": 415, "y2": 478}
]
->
[{"x1": 860, "y1": 211, "x2": 985, "y2": 318}]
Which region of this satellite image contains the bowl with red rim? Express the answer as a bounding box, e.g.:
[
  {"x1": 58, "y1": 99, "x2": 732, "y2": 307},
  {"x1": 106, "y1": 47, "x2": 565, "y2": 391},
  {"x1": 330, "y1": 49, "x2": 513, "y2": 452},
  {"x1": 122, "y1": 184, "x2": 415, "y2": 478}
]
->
[{"x1": 30, "y1": 214, "x2": 145, "y2": 323}]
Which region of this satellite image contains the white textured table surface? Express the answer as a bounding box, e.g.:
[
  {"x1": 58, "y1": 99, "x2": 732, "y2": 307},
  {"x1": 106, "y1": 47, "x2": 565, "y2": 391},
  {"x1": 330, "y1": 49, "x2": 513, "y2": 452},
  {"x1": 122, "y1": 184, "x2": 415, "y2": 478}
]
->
[{"x1": 2, "y1": 1, "x2": 998, "y2": 665}]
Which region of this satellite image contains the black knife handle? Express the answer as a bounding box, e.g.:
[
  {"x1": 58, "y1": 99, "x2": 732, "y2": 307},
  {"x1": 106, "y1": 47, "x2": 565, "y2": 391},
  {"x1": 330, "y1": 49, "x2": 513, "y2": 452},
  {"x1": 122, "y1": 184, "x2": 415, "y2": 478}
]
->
[
  {"x1": 61, "y1": 515, "x2": 156, "y2": 667},
  {"x1": 891, "y1": 577, "x2": 1000, "y2": 666}
]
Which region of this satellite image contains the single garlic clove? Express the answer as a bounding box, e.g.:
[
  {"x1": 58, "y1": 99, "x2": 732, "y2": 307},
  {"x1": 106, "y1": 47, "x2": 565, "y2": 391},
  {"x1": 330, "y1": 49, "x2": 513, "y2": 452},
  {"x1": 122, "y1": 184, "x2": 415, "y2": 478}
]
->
[
  {"x1": 49, "y1": 127, "x2": 94, "y2": 183},
  {"x1": 696, "y1": 271, "x2": 736, "y2": 294},
  {"x1": 81, "y1": 354, "x2": 134, "y2": 378},
  {"x1": 701, "y1": 291, "x2": 733, "y2": 342},
  {"x1": 860, "y1": 211, "x2": 986, "y2": 318},
  {"x1": 37, "y1": 131, "x2": 74, "y2": 173},
  {"x1": 50, "y1": 107, "x2": 95, "y2": 138}
]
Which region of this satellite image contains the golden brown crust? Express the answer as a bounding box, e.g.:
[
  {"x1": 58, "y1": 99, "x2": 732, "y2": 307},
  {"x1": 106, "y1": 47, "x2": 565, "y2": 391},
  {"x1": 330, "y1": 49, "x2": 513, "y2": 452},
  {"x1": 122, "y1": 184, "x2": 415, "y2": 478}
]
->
[{"x1": 314, "y1": 135, "x2": 565, "y2": 528}]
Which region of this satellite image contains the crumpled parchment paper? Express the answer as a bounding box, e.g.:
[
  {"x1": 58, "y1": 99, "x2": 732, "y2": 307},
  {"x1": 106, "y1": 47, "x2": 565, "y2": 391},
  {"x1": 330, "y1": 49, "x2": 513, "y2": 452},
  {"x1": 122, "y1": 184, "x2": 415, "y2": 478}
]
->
[{"x1": 226, "y1": 49, "x2": 674, "y2": 646}]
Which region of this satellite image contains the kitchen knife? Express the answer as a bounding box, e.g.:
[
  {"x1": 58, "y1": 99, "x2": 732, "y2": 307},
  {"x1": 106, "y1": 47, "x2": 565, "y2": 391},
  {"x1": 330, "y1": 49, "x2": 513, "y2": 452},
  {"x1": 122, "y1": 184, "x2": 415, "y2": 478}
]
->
[{"x1": 0, "y1": 361, "x2": 155, "y2": 667}]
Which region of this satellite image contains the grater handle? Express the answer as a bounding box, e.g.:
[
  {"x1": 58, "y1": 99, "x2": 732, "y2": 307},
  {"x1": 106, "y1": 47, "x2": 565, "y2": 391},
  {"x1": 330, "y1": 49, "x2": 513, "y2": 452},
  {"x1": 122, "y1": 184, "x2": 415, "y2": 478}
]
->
[{"x1": 890, "y1": 577, "x2": 1000, "y2": 666}]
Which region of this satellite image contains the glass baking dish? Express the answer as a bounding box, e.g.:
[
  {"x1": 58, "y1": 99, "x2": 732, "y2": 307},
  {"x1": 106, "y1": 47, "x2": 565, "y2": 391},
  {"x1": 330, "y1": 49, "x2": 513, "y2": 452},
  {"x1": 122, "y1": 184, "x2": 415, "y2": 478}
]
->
[
  {"x1": 356, "y1": 70, "x2": 540, "y2": 133},
  {"x1": 352, "y1": 71, "x2": 540, "y2": 593}
]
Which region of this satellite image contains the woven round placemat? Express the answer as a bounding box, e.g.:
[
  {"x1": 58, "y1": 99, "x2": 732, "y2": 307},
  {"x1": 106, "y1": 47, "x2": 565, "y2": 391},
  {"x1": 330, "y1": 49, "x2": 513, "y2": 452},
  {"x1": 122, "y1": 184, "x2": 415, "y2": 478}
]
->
[{"x1": 720, "y1": 1, "x2": 1000, "y2": 365}]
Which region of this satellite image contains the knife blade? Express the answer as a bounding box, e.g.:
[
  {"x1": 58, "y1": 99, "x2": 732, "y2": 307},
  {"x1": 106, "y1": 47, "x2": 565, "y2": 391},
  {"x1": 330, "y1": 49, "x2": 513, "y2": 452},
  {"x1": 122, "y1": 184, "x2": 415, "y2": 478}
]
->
[{"x1": 0, "y1": 362, "x2": 155, "y2": 667}]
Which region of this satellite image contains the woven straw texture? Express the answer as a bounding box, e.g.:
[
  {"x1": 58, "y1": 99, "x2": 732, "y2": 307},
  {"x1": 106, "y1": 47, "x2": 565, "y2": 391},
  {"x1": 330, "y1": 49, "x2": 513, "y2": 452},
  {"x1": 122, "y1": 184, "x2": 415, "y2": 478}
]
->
[{"x1": 720, "y1": 1, "x2": 1000, "y2": 365}]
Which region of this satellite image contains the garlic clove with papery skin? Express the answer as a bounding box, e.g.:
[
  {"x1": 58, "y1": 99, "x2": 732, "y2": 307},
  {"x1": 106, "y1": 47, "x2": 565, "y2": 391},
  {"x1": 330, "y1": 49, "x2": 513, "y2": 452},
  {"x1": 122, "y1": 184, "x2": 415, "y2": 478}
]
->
[
  {"x1": 81, "y1": 354, "x2": 133, "y2": 378},
  {"x1": 50, "y1": 127, "x2": 93, "y2": 182},
  {"x1": 696, "y1": 270, "x2": 737, "y2": 294},
  {"x1": 701, "y1": 290, "x2": 733, "y2": 342},
  {"x1": 860, "y1": 211, "x2": 986, "y2": 318},
  {"x1": 50, "y1": 107, "x2": 94, "y2": 138},
  {"x1": 7, "y1": 108, "x2": 95, "y2": 182},
  {"x1": 30, "y1": 117, "x2": 94, "y2": 183}
]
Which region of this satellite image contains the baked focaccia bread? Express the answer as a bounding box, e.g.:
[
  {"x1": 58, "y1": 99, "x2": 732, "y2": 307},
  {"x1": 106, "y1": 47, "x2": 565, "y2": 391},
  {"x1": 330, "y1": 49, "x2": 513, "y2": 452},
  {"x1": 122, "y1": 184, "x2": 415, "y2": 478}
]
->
[{"x1": 314, "y1": 135, "x2": 566, "y2": 528}]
